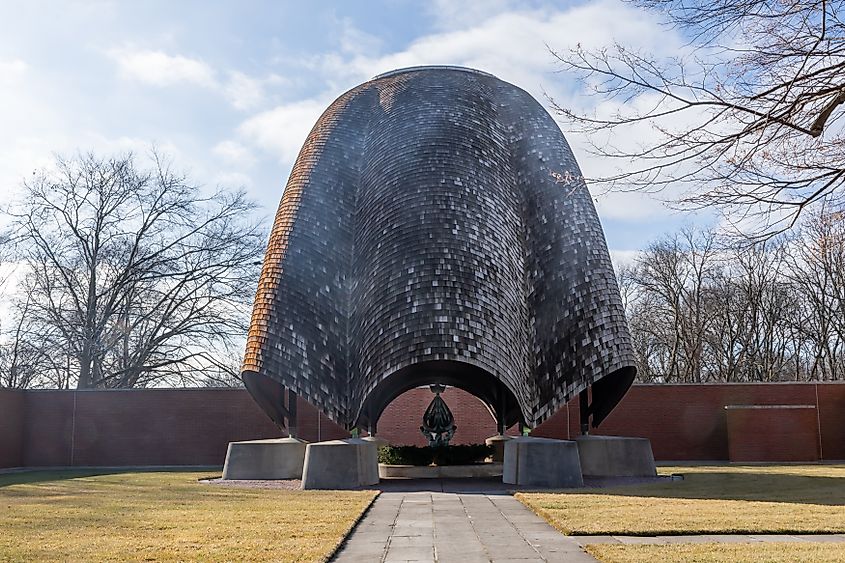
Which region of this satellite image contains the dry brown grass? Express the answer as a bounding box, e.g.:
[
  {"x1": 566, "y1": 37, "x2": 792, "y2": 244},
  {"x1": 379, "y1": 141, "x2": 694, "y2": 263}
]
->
[
  {"x1": 587, "y1": 543, "x2": 845, "y2": 563},
  {"x1": 517, "y1": 464, "x2": 845, "y2": 535},
  {"x1": 0, "y1": 470, "x2": 376, "y2": 562}
]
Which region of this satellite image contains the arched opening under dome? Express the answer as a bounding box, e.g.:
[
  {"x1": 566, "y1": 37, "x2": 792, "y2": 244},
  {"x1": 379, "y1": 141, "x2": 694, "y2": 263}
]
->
[{"x1": 354, "y1": 360, "x2": 525, "y2": 437}]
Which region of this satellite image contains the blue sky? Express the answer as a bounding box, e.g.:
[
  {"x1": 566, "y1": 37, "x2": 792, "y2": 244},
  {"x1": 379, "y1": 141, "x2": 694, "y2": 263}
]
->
[{"x1": 0, "y1": 0, "x2": 706, "y2": 263}]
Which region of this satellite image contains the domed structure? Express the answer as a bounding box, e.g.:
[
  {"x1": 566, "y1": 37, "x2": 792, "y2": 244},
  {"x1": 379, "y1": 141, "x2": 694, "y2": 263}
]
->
[{"x1": 242, "y1": 66, "x2": 636, "y2": 435}]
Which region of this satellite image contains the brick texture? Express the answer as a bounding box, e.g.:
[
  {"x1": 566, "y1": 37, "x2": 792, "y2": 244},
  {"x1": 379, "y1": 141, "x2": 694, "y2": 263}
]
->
[
  {"x1": 0, "y1": 389, "x2": 25, "y2": 467},
  {"x1": 726, "y1": 406, "x2": 820, "y2": 462},
  {"x1": 2, "y1": 383, "x2": 843, "y2": 468}
]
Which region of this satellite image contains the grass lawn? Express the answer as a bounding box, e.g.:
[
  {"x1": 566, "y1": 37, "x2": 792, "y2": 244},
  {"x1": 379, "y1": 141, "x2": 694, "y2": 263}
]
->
[
  {"x1": 0, "y1": 470, "x2": 376, "y2": 562},
  {"x1": 516, "y1": 464, "x2": 845, "y2": 535},
  {"x1": 587, "y1": 543, "x2": 845, "y2": 563}
]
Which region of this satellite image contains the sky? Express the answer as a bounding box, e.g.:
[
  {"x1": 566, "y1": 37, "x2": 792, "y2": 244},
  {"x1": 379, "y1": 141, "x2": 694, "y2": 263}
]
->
[{"x1": 0, "y1": 0, "x2": 709, "y2": 265}]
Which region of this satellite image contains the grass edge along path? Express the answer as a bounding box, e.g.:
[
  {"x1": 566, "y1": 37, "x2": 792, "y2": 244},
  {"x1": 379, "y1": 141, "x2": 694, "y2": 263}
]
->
[
  {"x1": 0, "y1": 470, "x2": 377, "y2": 563},
  {"x1": 322, "y1": 490, "x2": 381, "y2": 562},
  {"x1": 586, "y1": 542, "x2": 845, "y2": 563},
  {"x1": 515, "y1": 464, "x2": 845, "y2": 536}
]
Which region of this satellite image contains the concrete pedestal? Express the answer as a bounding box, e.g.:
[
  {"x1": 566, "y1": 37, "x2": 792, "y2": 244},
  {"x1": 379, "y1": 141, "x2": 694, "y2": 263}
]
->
[
  {"x1": 362, "y1": 435, "x2": 390, "y2": 449},
  {"x1": 222, "y1": 437, "x2": 307, "y2": 480},
  {"x1": 301, "y1": 438, "x2": 379, "y2": 489},
  {"x1": 576, "y1": 435, "x2": 656, "y2": 477},
  {"x1": 503, "y1": 437, "x2": 583, "y2": 488},
  {"x1": 485, "y1": 434, "x2": 513, "y2": 462}
]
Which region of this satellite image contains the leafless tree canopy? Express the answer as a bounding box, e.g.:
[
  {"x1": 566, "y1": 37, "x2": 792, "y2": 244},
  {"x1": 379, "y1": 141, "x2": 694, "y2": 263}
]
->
[
  {"x1": 623, "y1": 209, "x2": 845, "y2": 382},
  {"x1": 0, "y1": 152, "x2": 264, "y2": 389},
  {"x1": 551, "y1": 0, "x2": 845, "y2": 238}
]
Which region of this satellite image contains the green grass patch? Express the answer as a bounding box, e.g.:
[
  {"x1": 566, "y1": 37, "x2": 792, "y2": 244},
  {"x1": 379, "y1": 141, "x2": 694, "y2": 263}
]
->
[
  {"x1": 517, "y1": 464, "x2": 845, "y2": 535},
  {"x1": 587, "y1": 543, "x2": 845, "y2": 563},
  {"x1": 0, "y1": 470, "x2": 376, "y2": 562}
]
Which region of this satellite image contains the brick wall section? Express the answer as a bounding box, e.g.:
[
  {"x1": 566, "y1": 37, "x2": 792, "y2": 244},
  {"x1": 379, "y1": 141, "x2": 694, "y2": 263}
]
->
[
  {"x1": 377, "y1": 387, "x2": 520, "y2": 446},
  {"x1": 0, "y1": 389, "x2": 25, "y2": 467},
  {"x1": 726, "y1": 406, "x2": 820, "y2": 462},
  {"x1": 1, "y1": 383, "x2": 843, "y2": 468},
  {"x1": 582, "y1": 384, "x2": 825, "y2": 461},
  {"x1": 15, "y1": 389, "x2": 348, "y2": 468},
  {"x1": 817, "y1": 384, "x2": 845, "y2": 460}
]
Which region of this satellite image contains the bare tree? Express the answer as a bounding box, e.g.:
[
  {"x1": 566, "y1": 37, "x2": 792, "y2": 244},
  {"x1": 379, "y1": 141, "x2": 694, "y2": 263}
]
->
[
  {"x1": 622, "y1": 214, "x2": 845, "y2": 383},
  {"x1": 623, "y1": 227, "x2": 718, "y2": 382},
  {"x1": 550, "y1": 0, "x2": 845, "y2": 238},
  {"x1": 6, "y1": 151, "x2": 264, "y2": 389},
  {"x1": 784, "y1": 208, "x2": 845, "y2": 380}
]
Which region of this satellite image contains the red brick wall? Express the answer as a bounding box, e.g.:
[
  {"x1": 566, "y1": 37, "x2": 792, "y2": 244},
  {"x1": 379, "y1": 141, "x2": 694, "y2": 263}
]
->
[
  {"x1": 818, "y1": 384, "x2": 845, "y2": 460},
  {"x1": 0, "y1": 389, "x2": 25, "y2": 468},
  {"x1": 2, "y1": 383, "x2": 844, "y2": 468},
  {"x1": 583, "y1": 384, "x2": 829, "y2": 461},
  {"x1": 377, "y1": 387, "x2": 519, "y2": 446},
  {"x1": 726, "y1": 406, "x2": 820, "y2": 462},
  {"x1": 15, "y1": 389, "x2": 347, "y2": 468}
]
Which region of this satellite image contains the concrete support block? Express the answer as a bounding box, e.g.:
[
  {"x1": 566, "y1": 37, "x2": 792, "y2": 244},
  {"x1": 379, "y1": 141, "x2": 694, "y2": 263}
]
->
[
  {"x1": 362, "y1": 435, "x2": 390, "y2": 449},
  {"x1": 485, "y1": 434, "x2": 513, "y2": 462},
  {"x1": 576, "y1": 435, "x2": 656, "y2": 477},
  {"x1": 222, "y1": 437, "x2": 307, "y2": 480},
  {"x1": 503, "y1": 437, "x2": 583, "y2": 488},
  {"x1": 301, "y1": 438, "x2": 379, "y2": 489}
]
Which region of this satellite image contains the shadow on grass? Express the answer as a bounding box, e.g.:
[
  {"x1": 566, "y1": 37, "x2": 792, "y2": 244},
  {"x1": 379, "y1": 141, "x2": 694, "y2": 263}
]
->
[
  {"x1": 565, "y1": 471, "x2": 845, "y2": 506},
  {"x1": 0, "y1": 467, "x2": 217, "y2": 488}
]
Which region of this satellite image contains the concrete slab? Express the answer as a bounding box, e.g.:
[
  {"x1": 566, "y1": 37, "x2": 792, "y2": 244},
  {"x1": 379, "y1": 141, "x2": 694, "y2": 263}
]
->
[
  {"x1": 576, "y1": 435, "x2": 656, "y2": 478},
  {"x1": 221, "y1": 437, "x2": 306, "y2": 480},
  {"x1": 301, "y1": 438, "x2": 379, "y2": 489},
  {"x1": 503, "y1": 437, "x2": 583, "y2": 488},
  {"x1": 332, "y1": 490, "x2": 601, "y2": 562}
]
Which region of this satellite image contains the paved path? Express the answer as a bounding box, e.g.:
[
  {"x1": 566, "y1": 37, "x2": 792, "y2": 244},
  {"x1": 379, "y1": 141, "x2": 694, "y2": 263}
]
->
[
  {"x1": 333, "y1": 491, "x2": 597, "y2": 562},
  {"x1": 334, "y1": 483, "x2": 845, "y2": 563}
]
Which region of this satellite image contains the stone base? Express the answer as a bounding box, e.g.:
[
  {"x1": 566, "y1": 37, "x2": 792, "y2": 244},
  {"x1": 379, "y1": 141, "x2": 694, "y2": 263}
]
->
[
  {"x1": 485, "y1": 434, "x2": 513, "y2": 462},
  {"x1": 222, "y1": 437, "x2": 307, "y2": 480},
  {"x1": 301, "y1": 438, "x2": 379, "y2": 489},
  {"x1": 379, "y1": 462, "x2": 503, "y2": 479},
  {"x1": 362, "y1": 435, "x2": 390, "y2": 448},
  {"x1": 576, "y1": 435, "x2": 657, "y2": 477},
  {"x1": 503, "y1": 437, "x2": 583, "y2": 488}
]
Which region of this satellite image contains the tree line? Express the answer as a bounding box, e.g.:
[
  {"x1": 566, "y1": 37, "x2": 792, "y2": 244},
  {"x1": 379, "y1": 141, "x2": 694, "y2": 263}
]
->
[
  {"x1": 621, "y1": 210, "x2": 845, "y2": 383},
  {"x1": 0, "y1": 152, "x2": 264, "y2": 389}
]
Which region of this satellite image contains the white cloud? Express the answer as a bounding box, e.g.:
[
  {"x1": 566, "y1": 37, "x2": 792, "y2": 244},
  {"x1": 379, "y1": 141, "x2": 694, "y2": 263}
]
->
[
  {"x1": 610, "y1": 249, "x2": 642, "y2": 270},
  {"x1": 0, "y1": 58, "x2": 28, "y2": 78},
  {"x1": 108, "y1": 48, "x2": 216, "y2": 88},
  {"x1": 337, "y1": 18, "x2": 382, "y2": 56},
  {"x1": 212, "y1": 140, "x2": 256, "y2": 167},
  {"x1": 214, "y1": 171, "x2": 254, "y2": 189},
  {"x1": 242, "y1": 0, "x2": 686, "y2": 193},
  {"x1": 237, "y1": 99, "x2": 326, "y2": 163},
  {"x1": 299, "y1": 0, "x2": 679, "y2": 97},
  {"x1": 223, "y1": 71, "x2": 265, "y2": 111},
  {"x1": 107, "y1": 48, "x2": 275, "y2": 112}
]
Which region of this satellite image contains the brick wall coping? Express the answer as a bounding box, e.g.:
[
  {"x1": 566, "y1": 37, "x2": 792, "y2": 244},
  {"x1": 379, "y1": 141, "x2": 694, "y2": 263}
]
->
[{"x1": 724, "y1": 404, "x2": 816, "y2": 410}]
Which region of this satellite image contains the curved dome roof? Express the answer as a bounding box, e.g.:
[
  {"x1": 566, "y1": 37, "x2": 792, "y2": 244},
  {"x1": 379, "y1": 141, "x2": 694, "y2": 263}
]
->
[{"x1": 242, "y1": 66, "x2": 636, "y2": 431}]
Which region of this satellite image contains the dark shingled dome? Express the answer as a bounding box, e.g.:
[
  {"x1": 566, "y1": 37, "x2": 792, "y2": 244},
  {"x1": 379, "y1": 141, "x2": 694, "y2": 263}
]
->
[{"x1": 242, "y1": 66, "x2": 636, "y2": 432}]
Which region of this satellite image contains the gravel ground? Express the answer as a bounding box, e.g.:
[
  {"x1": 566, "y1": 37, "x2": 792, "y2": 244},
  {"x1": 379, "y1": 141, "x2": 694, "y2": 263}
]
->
[
  {"x1": 199, "y1": 477, "x2": 302, "y2": 490},
  {"x1": 197, "y1": 474, "x2": 673, "y2": 492}
]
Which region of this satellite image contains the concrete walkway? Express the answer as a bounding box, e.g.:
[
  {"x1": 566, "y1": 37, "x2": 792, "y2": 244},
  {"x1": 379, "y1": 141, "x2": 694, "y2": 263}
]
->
[
  {"x1": 333, "y1": 480, "x2": 845, "y2": 562},
  {"x1": 333, "y1": 491, "x2": 597, "y2": 562}
]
